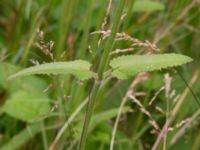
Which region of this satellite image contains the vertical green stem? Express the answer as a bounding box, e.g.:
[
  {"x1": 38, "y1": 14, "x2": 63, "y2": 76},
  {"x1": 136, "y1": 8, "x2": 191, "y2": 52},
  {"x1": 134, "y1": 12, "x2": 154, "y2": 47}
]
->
[
  {"x1": 55, "y1": 0, "x2": 76, "y2": 59},
  {"x1": 72, "y1": 0, "x2": 95, "y2": 112},
  {"x1": 98, "y1": 0, "x2": 126, "y2": 79},
  {"x1": 123, "y1": 0, "x2": 135, "y2": 30},
  {"x1": 78, "y1": 1, "x2": 126, "y2": 150},
  {"x1": 78, "y1": 81, "x2": 100, "y2": 150},
  {"x1": 41, "y1": 121, "x2": 48, "y2": 150},
  {"x1": 89, "y1": 0, "x2": 107, "y2": 62},
  {"x1": 77, "y1": 0, "x2": 95, "y2": 58}
]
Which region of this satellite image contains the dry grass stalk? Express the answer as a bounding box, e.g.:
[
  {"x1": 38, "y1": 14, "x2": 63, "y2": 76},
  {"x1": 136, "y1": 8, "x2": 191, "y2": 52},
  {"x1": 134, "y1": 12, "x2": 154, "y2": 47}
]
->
[
  {"x1": 43, "y1": 83, "x2": 53, "y2": 93},
  {"x1": 152, "y1": 71, "x2": 199, "y2": 150},
  {"x1": 164, "y1": 74, "x2": 172, "y2": 101},
  {"x1": 91, "y1": 30, "x2": 160, "y2": 53},
  {"x1": 175, "y1": 118, "x2": 190, "y2": 128},
  {"x1": 129, "y1": 94, "x2": 160, "y2": 131},
  {"x1": 35, "y1": 30, "x2": 54, "y2": 60},
  {"x1": 49, "y1": 98, "x2": 89, "y2": 150},
  {"x1": 29, "y1": 59, "x2": 40, "y2": 65},
  {"x1": 101, "y1": 0, "x2": 113, "y2": 30},
  {"x1": 110, "y1": 48, "x2": 134, "y2": 55},
  {"x1": 170, "y1": 109, "x2": 200, "y2": 145},
  {"x1": 110, "y1": 73, "x2": 151, "y2": 150},
  {"x1": 156, "y1": 106, "x2": 165, "y2": 114},
  {"x1": 149, "y1": 86, "x2": 165, "y2": 106}
]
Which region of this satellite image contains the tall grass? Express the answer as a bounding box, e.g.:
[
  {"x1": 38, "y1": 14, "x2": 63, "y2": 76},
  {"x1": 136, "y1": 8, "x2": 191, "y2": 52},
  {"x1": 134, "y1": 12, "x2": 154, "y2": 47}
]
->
[{"x1": 0, "y1": 0, "x2": 200, "y2": 150}]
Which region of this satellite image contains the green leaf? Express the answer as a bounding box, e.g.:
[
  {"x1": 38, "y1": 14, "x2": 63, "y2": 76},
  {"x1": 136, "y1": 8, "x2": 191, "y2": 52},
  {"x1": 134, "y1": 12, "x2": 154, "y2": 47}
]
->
[
  {"x1": 8, "y1": 60, "x2": 95, "y2": 81},
  {"x1": 0, "y1": 62, "x2": 48, "y2": 94},
  {"x1": 133, "y1": 0, "x2": 165, "y2": 12},
  {"x1": 0, "y1": 63, "x2": 18, "y2": 89},
  {"x1": 110, "y1": 53, "x2": 193, "y2": 79},
  {"x1": 3, "y1": 90, "x2": 51, "y2": 122}
]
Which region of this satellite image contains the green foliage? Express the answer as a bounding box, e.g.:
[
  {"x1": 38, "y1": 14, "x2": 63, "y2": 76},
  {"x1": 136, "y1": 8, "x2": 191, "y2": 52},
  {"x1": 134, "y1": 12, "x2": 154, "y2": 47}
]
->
[
  {"x1": 76, "y1": 107, "x2": 130, "y2": 135},
  {"x1": 90, "y1": 107, "x2": 130, "y2": 130},
  {"x1": 0, "y1": 0, "x2": 199, "y2": 150},
  {"x1": 0, "y1": 63, "x2": 17, "y2": 89},
  {"x1": 8, "y1": 60, "x2": 95, "y2": 81},
  {"x1": 0, "y1": 123, "x2": 41, "y2": 150},
  {"x1": 3, "y1": 90, "x2": 51, "y2": 122},
  {"x1": 133, "y1": 0, "x2": 165, "y2": 12},
  {"x1": 0, "y1": 63, "x2": 48, "y2": 94},
  {"x1": 110, "y1": 53, "x2": 193, "y2": 79}
]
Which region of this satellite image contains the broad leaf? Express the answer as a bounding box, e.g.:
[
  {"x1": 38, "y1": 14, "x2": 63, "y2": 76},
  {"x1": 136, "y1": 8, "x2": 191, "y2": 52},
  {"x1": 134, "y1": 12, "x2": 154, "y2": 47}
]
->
[
  {"x1": 3, "y1": 90, "x2": 51, "y2": 122},
  {"x1": 133, "y1": 0, "x2": 165, "y2": 12},
  {"x1": 8, "y1": 60, "x2": 95, "y2": 81},
  {"x1": 0, "y1": 62, "x2": 48, "y2": 94},
  {"x1": 110, "y1": 53, "x2": 193, "y2": 79}
]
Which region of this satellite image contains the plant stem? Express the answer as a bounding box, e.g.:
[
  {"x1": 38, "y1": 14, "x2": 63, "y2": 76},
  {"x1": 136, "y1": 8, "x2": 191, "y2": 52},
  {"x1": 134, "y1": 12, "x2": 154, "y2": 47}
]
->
[
  {"x1": 123, "y1": 0, "x2": 135, "y2": 30},
  {"x1": 77, "y1": 0, "x2": 95, "y2": 58},
  {"x1": 98, "y1": 0, "x2": 126, "y2": 79},
  {"x1": 78, "y1": 1, "x2": 126, "y2": 150},
  {"x1": 78, "y1": 81, "x2": 100, "y2": 150},
  {"x1": 152, "y1": 71, "x2": 199, "y2": 150},
  {"x1": 49, "y1": 98, "x2": 89, "y2": 150},
  {"x1": 41, "y1": 121, "x2": 48, "y2": 150},
  {"x1": 110, "y1": 95, "x2": 128, "y2": 150},
  {"x1": 55, "y1": 0, "x2": 76, "y2": 59}
]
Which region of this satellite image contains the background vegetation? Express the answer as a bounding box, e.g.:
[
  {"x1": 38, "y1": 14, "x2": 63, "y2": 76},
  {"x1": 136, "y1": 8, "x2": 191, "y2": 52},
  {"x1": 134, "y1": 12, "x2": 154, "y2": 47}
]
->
[{"x1": 0, "y1": 0, "x2": 200, "y2": 150}]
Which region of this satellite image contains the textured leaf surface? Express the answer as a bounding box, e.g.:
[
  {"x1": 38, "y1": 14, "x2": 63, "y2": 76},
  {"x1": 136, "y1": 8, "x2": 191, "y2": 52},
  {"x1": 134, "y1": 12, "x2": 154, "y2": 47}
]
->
[
  {"x1": 8, "y1": 60, "x2": 95, "y2": 81},
  {"x1": 110, "y1": 54, "x2": 193, "y2": 79},
  {"x1": 3, "y1": 90, "x2": 51, "y2": 122},
  {"x1": 133, "y1": 0, "x2": 165, "y2": 12}
]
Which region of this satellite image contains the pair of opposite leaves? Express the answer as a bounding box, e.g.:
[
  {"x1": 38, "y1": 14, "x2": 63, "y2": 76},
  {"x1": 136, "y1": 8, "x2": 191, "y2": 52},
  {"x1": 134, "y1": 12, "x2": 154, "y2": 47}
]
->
[
  {"x1": 4, "y1": 53, "x2": 192, "y2": 122},
  {"x1": 8, "y1": 54, "x2": 193, "y2": 81}
]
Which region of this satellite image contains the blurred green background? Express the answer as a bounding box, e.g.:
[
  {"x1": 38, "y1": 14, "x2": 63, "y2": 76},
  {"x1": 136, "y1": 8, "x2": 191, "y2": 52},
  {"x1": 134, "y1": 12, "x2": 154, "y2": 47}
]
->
[{"x1": 0, "y1": 0, "x2": 200, "y2": 150}]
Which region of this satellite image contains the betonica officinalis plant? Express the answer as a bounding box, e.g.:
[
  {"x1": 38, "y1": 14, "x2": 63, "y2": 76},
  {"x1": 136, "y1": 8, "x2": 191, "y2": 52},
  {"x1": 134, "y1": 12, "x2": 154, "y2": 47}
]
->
[{"x1": 2, "y1": 0, "x2": 200, "y2": 150}]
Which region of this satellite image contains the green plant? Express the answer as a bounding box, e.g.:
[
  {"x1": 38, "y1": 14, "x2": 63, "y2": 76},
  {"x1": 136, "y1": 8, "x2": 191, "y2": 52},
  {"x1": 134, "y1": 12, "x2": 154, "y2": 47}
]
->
[
  {"x1": 9, "y1": 53, "x2": 192, "y2": 150},
  {"x1": 1, "y1": 0, "x2": 199, "y2": 150}
]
